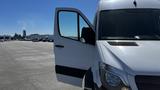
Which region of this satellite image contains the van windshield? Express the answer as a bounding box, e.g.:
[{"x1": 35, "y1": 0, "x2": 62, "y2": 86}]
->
[{"x1": 98, "y1": 9, "x2": 160, "y2": 40}]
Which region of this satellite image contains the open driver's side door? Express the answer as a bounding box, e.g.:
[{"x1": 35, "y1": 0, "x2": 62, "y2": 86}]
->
[{"x1": 54, "y1": 8, "x2": 95, "y2": 87}]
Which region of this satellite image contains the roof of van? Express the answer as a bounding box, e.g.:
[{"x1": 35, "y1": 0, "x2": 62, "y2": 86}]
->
[{"x1": 99, "y1": 0, "x2": 160, "y2": 11}]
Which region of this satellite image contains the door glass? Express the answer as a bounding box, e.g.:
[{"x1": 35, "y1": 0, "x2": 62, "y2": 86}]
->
[{"x1": 59, "y1": 11, "x2": 78, "y2": 40}]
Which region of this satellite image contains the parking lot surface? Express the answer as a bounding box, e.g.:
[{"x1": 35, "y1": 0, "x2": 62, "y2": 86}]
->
[{"x1": 0, "y1": 41, "x2": 81, "y2": 90}]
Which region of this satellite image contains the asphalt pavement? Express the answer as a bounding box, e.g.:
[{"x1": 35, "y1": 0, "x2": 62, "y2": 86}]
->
[{"x1": 0, "y1": 41, "x2": 81, "y2": 90}]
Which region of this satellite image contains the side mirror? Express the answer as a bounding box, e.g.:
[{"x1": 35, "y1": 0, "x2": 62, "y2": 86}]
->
[{"x1": 81, "y1": 27, "x2": 95, "y2": 45}]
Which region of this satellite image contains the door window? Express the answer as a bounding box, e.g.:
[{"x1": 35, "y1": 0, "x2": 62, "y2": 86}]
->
[
  {"x1": 58, "y1": 11, "x2": 95, "y2": 45},
  {"x1": 59, "y1": 11, "x2": 78, "y2": 40}
]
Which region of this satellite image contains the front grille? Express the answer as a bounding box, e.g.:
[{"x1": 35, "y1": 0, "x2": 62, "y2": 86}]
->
[{"x1": 135, "y1": 75, "x2": 160, "y2": 90}]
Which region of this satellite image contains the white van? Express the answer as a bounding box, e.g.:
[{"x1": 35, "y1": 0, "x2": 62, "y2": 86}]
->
[{"x1": 54, "y1": 0, "x2": 160, "y2": 90}]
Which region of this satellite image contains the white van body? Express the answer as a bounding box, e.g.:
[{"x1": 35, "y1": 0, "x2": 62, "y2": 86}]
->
[{"x1": 54, "y1": 0, "x2": 160, "y2": 90}]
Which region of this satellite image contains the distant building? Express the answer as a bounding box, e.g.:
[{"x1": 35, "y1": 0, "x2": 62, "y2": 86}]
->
[
  {"x1": 23, "y1": 30, "x2": 26, "y2": 38},
  {"x1": 13, "y1": 33, "x2": 22, "y2": 40}
]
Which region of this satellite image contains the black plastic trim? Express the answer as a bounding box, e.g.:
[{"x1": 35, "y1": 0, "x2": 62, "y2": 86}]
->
[
  {"x1": 56, "y1": 65, "x2": 87, "y2": 78},
  {"x1": 135, "y1": 75, "x2": 160, "y2": 90}
]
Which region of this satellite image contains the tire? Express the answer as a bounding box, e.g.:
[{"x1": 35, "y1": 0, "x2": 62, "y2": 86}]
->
[{"x1": 84, "y1": 69, "x2": 95, "y2": 90}]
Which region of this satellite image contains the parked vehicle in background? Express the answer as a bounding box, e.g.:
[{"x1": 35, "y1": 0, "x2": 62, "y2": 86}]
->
[
  {"x1": 32, "y1": 38, "x2": 39, "y2": 42},
  {"x1": 0, "y1": 39, "x2": 4, "y2": 42},
  {"x1": 54, "y1": 0, "x2": 160, "y2": 90},
  {"x1": 42, "y1": 38, "x2": 48, "y2": 42}
]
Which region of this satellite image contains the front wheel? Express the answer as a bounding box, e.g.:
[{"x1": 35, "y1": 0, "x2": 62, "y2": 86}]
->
[{"x1": 83, "y1": 69, "x2": 95, "y2": 90}]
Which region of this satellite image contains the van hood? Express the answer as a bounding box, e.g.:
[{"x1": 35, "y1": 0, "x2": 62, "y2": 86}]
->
[{"x1": 98, "y1": 41, "x2": 160, "y2": 75}]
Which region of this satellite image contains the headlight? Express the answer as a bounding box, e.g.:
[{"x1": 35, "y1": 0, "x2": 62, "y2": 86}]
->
[
  {"x1": 106, "y1": 71, "x2": 121, "y2": 86},
  {"x1": 99, "y1": 62, "x2": 130, "y2": 90}
]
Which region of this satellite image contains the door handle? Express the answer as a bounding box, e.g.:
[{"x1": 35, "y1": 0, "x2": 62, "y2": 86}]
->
[{"x1": 55, "y1": 45, "x2": 64, "y2": 48}]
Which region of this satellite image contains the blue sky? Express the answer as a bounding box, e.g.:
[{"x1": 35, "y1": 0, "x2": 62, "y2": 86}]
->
[{"x1": 0, "y1": 0, "x2": 98, "y2": 35}]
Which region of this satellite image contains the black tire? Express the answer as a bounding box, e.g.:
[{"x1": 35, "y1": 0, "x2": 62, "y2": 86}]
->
[{"x1": 84, "y1": 69, "x2": 95, "y2": 90}]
